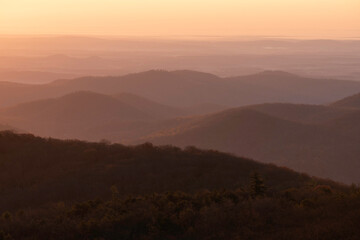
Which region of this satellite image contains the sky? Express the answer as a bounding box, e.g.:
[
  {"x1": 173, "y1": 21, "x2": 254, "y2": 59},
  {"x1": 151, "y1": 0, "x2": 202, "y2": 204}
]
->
[{"x1": 0, "y1": 0, "x2": 359, "y2": 38}]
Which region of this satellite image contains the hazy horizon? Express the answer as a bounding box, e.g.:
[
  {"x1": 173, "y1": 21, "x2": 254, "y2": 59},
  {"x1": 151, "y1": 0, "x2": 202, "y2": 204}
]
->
[
  {"x1": 1, "y1": 34, "x2": 360, "y2": 41},
  {"x1": 1, "y1": 0, "x2": 359, "y2": 38}
]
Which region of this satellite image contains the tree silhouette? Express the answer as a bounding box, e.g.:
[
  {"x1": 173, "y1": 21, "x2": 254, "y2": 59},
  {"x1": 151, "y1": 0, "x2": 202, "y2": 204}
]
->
[{"x1": 250, "y1": 172, "x2": 266, "y2": 198}]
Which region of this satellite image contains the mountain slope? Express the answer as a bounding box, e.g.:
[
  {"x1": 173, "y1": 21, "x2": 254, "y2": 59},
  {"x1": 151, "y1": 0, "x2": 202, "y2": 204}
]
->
[
  {"x1": 321, "y1": 93, "x2": 360, "y2": 138},
  {"x1": 0, "y1": 91, "x2": 149, "y2": 140},
  {"x1": 324, "y1": 111, "x2": 360, "y2": 139},
  {"x1": 0, "y1": 131, "x2": 326, "y2": 211},
  {"x1": 113, "y1": 92, "x2": 185, "y2": 119},
  {"x1": 4, "y1": 91, "x2": 147, "y2": 120},
  {"x1": 331, "y1": 92, "x2": 360, "y2": 109},
  {"x1": 245, "y1": 103, "x2": 356, "y2": 124},
  {"x1": 144, "y1": 108, "x2": 360, "y2": 183}
]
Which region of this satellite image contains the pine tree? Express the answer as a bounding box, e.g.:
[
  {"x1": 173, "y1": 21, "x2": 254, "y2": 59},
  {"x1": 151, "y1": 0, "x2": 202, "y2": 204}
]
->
[{"x1": 250, "y1": 172, "x2": 266, "y2": 198}]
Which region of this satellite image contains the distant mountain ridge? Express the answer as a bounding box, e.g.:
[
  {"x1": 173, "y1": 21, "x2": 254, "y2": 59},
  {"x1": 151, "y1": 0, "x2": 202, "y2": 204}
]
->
[
  {"x1": 1, "y1": 70, "x2": 360, "y2": 108},
  {"x1": 0, "y1": 70, "x2": 79, "y2": 84}
]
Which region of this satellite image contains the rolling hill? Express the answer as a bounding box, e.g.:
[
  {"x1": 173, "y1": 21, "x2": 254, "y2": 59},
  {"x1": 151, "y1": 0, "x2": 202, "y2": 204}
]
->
[
  {"x1": 144, "y1": 105, "x2": 360, "y2": 184},
  {"x1": 244, "y1": 103, "x2": 356, "y2": 124},
  {"x1": 113, "y1": 92, "x2": 185, "y2": 119},
  {"x1": 0, "y1": 131, "x2": 324, "y2": 211},
  {"x1": 0, "y1": 91, "x2": 191, "y2": 141},
  {"x1": 0, "y1": 91, "x2": 150, "y2": 140},
  {"x1": 331, "y1": 92, "x2": 360, "y2": 109},
  {"x1": 325, "y1": 111, "x2": 360, "y2": 140},
  {"x1": 114, "y1": 92, "x2": 225, "y2": 117},
  {"x1": 323, "y1": 93, "x2": 360, "y2": 138}
]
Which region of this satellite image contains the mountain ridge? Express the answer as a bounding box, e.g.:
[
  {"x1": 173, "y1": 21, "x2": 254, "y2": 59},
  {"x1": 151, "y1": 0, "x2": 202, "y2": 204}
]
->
[
  {"x1": 143, "y1": 105, "x2": 360, "y2": 183},
  {"x1": 1, "y1": 69, "x2": 360, "y2": 108}
]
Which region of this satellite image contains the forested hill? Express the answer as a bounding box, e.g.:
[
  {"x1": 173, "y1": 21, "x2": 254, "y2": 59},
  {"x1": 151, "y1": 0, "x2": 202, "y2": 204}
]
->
[
  {"x1": 0, "y1": 131, "x2": 359, "y2": 240},
  {"x1": 0, "y1": 131, "x2": 340, "y2": 211}
]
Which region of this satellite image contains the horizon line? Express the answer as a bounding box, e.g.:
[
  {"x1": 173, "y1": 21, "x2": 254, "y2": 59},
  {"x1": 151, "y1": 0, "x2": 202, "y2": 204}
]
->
[{"x1": 1, "y1": 34, "x2": 360, "y2": 41}]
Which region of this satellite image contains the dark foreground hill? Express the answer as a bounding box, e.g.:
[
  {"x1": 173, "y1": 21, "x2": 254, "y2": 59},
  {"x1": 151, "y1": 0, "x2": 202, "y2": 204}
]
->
[
  {"x1": 0, "y1": 132, "x2": 359, "y2": 240},
  {"x1": 2, "y1": 187, "x2": 360, "y2": 240},
  {"x1": 0, "y1": 131, "x2": 338, "y2": 212}
]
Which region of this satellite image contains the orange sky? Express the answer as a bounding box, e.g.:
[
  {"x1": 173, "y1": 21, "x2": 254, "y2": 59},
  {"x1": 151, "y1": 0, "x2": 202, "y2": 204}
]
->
[{"x1": 1, "y1": 0, "x2": 359, "y2": 37}]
